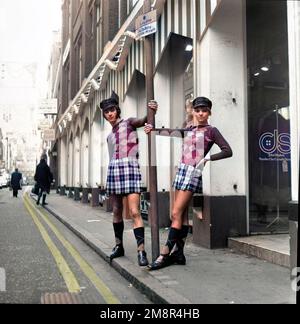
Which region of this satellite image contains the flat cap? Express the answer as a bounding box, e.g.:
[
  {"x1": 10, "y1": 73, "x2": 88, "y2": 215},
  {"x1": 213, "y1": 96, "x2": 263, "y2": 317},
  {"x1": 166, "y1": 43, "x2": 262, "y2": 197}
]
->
[
  {"x1": 192, "y1": 97, "x2": 212, "y2": 109},
  {"x1": 100, "y1": 98, "x2": 119, "y2": 110}
]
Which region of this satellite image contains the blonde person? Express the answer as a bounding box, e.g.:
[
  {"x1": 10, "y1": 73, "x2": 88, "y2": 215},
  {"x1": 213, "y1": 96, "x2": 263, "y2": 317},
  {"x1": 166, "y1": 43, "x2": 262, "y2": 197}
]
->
[
  {"x1": 169, "y1": 98, "x2": 195, "y2": 264},
  {"x1": 145, "y1": 97, "x2": 233, "y2": 270},
  {"x1": 183, "y1": 98, "x2": 194, "y2": 128}
]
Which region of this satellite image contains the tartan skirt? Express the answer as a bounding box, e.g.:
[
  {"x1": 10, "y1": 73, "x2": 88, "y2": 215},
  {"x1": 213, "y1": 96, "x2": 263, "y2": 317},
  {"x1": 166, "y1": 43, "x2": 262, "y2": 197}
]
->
[
  {"x1": 106, "y1": 157, "x2": 142, "y2": 196},
  {"x1": 173, "y1": 163, "x2": 202, "y2": 194}
]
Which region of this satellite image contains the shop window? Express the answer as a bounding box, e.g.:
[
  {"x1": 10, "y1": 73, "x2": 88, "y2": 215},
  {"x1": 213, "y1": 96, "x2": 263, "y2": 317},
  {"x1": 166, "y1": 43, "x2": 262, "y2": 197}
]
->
[{"x1": 247, "y1": 0, "x2": 290, "y2": 233}]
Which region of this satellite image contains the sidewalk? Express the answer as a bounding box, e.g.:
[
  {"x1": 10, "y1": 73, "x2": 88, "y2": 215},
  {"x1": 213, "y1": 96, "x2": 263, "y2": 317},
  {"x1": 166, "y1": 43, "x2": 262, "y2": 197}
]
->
[{"x1": 36, "y1": 192, "x2": 295, "y2": 304}]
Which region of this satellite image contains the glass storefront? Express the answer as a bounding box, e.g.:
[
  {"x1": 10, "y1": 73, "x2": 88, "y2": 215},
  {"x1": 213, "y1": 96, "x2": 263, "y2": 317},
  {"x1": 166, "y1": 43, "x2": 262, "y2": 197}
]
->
[{"x1": 247, "y1": 0, "x2": 291, "y2": 233}]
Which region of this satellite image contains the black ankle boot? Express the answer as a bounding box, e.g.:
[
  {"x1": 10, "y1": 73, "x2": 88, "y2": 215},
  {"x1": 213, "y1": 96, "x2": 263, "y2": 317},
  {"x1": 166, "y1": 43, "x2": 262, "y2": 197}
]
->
[
  {"x1": 170, "y1": 249, "x2": 186, "y2": 265},
  {"x1": 42, "y1": 194, "x2": 48, "y2": 206},
  {"x1": 147, "y1": 254, "x2": 172, "y2": 271},
  {"x1": 137, "y1": 251, "x2": 149, "y2": 266},
  {"x1": 110, "y1": 245, "x2": 125, "y2": 260}
]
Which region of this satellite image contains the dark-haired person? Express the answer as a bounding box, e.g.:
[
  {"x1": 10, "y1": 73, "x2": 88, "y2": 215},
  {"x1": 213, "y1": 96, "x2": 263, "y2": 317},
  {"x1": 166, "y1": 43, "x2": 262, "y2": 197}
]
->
[
  {"x1": 100, "y1": 97, "x2": 158, "y2": 267},
  {"x1": 34, "y1": 154, "x2": 53, "y2": 206},
  {"x1": 10, "y1": 168, "x2": 22, "y2": 198},
  {"x1": 144, "y1": 97, "x2": 233, "y2": 270}
]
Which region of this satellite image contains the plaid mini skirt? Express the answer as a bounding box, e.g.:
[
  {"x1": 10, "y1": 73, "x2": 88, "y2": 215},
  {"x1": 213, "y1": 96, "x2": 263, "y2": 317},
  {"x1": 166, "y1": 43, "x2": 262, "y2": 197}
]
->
[
  {"x1": 173, "y1": 163, "x2": 202, "y2": 193},
  {"x1": 106, "y1": 157, "x2": 142, "y2": 196}
]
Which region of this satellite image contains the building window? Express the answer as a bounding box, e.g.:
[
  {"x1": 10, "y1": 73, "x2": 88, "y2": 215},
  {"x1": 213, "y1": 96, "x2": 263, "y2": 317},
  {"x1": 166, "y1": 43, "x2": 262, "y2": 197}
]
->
[
  {"x1": 74, "y1": 35, "x2": 83, "y2": 93},
  {"x1": 63, "y1": 0, "x2": 71, "y2": 47},
  {"x1": 96, "y1": 2, "x2": 103, "y2": 61},
  {"x1": 88, "y1": 4, "x2": 95, "y2": 67},
  {"x1": 63, "y1": 59, "x2": 70, "y2": 112},
  {"x1": 79, "y1": 43, "x2": 83, "y2": 86},
  {"x1": 72, "y1": 0, "x2": 82, "y2": 19},
  {"x1": 128, "y1": 0, "x2": 139, "y2": 14}
]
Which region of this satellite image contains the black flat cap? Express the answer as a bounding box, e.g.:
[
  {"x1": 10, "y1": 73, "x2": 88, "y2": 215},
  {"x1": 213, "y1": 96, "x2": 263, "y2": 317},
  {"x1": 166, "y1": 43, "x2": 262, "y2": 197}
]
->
[
  {"x1": 100, "y1": 98, "x2": 119, "y2": 110},
  {"x1": 193, "y1": 97, "x2": 212, "y2": 109}
]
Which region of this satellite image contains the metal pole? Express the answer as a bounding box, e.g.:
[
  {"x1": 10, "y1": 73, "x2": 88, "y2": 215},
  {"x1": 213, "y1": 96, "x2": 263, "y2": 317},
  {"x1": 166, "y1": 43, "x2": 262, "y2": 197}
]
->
[
  {"x1": 297, "y1": 148, "x2": 300, "y2": 304},
  {"x1": 144, "y1": 0, "x2": 160, "y2": 261}
]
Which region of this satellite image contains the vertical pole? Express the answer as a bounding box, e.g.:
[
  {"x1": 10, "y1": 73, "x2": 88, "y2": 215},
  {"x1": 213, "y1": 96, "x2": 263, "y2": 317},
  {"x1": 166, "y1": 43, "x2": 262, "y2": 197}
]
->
[
  {"x1": 144, "y1": 0, "x2": 160, "y2": 261},
  {"x1": 297, "y1": 149, "x2": 300, "y2": 304}
]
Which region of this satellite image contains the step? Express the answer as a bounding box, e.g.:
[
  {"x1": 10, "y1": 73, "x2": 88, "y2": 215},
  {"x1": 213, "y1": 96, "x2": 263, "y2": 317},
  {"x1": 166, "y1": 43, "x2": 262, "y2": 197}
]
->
[{"x1": 228, "y1": 235, "x2": 290, "y2": 268}]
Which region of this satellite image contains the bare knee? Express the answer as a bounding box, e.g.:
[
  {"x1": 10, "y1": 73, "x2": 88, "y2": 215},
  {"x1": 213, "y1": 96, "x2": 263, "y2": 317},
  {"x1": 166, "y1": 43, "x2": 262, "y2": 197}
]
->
[
  {"x1": 113, "y1": 201, "x2": 123, "y2": 221},
  {"x1": 129, "y1": 208, "x2": 140, "y2": 220},
  {"x1": 171, "y1": 208, "x2": 182, "y2": 223}
]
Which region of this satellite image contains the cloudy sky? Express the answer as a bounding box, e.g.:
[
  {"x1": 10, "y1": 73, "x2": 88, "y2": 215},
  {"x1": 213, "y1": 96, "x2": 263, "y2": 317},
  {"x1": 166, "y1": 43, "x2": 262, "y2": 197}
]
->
[
  {"x1": 0, "y1": 0, "x2": 61, "y2": 133},
  {"x1": 0, "y1": 0, "x2": 61, "y2": 63}
]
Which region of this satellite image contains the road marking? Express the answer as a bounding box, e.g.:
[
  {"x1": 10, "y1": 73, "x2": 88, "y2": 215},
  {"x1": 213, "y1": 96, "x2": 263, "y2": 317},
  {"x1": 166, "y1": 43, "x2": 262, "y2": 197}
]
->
[
  {"x1": 0, "y1": 268, "x2": 6, "y2": 292},
  {"x1": 24, "y1": 194, "x2": 120, "y2": 304},
  {"x1": 23, "y1": 196, "x2": 81, "y2": 294}
]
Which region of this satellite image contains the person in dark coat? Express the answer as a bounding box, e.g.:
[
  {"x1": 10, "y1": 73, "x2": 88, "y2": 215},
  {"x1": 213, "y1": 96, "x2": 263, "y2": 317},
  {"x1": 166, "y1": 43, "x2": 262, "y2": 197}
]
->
[
  {"x1": 10, "y1": 168, "x2": 23, "y2": 198},
  {"x1": 34, "y1": 154, "x2": 53, "y2": 206}
]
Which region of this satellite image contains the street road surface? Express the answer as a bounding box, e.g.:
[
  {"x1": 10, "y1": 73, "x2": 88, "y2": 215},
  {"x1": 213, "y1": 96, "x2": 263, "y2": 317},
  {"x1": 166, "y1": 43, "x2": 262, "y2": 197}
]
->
[{"x1": 0, "y1": 187, "x2": 151, "y2": 304}]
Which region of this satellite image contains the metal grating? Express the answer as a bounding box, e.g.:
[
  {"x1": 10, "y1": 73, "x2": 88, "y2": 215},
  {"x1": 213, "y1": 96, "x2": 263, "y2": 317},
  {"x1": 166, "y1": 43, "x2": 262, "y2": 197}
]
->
[{"x1": 41, "y1": 292, "x2": 85, "y2": 304}]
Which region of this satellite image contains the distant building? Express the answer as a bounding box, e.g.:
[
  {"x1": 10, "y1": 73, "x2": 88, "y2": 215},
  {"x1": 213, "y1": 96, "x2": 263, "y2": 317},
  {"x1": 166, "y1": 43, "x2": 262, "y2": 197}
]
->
[{"x1": 46, "y1": 31, "x2": 62, "y2": 186}]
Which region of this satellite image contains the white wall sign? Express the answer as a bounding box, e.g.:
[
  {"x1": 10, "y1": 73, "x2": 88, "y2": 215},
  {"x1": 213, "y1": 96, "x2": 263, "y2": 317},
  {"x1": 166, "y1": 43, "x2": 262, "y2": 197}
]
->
[
  {"x1": 39, "y1": 99, "x2": 58, "y2": 115},
  {"x1": 135, "y1": 10, "x2": 157, "y2": 40},
  {"x1": 38, "y1": 119, "x2": 51, "y2": 131},
  {"x1": 43, "y1": 129, "x2": 56, "y2": 142}
]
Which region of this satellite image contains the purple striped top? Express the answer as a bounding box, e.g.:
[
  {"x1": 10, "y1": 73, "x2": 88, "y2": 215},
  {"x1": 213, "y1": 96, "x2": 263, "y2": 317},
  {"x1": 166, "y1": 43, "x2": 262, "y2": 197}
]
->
[
  {"x1": 181, "y1": 125, "x2": 232, "y2": 166},
  {"x1": 107, "y1": 119, "x2": 139, "y2": 161}
]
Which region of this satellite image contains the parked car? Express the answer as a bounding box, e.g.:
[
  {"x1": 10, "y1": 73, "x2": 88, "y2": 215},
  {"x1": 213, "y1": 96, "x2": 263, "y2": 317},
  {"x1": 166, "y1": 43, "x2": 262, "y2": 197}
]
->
[{"x1": 0, "y1": 174, "x2": 7, "y2": 189}]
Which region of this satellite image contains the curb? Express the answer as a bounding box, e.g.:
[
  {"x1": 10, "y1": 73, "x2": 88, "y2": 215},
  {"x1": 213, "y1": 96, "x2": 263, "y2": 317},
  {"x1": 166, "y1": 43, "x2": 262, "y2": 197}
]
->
[{"x1": 40, "y1": 200, "x2": 192, "y2": 304}]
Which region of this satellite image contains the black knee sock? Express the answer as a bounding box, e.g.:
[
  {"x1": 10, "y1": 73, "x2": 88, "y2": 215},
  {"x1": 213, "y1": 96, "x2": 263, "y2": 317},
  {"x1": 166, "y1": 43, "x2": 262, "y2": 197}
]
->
[
  {"x1": 134, "y1": 227, "x2": 145, "y2": 249},
  {"x1": 113, "y1": 221, "x2": 124, "y2": 246},
  {"x1": 165, "y1": 228, "x2": 181, "y2": 254},
  {"x1": 177, "y1": 225, "x2": 190, "y2": 252}
]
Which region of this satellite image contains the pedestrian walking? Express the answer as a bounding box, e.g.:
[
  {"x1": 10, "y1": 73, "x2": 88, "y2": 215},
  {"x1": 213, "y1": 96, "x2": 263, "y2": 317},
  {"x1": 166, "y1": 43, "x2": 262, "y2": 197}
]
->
[
  {"x1": 10, "y1": 168, "x2": 23, "y2": 198},
  {"x1": 34, "y1": 154, "x2": 53, "y2": 206},
  {"x1": 144, "y1": 96, "x2": 233, "y2": 270},
  {"x1": 100, "y1": 96, "x2": 157, "y2": 267}
]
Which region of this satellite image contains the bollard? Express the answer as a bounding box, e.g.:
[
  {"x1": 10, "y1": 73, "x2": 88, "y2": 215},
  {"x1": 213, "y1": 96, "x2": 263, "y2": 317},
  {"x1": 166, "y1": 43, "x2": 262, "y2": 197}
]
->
[
  {"x1": 91, "y1": 188, "x2": 100, "y2": 207},
  {"x1": 104, "y1": 196, "x2": 113, "y2": 213},
  {"x1": 81, "y1": 188, "x2": 89, "y2": 204},
  {"x1": 60, "y1": 186, "x2": 66, "y2": 196},
  {"x1": 68, "y1": 187, "x2": 74, "y2": 199},
  {"x1": 74, "y1": 187, "x2": 80, "y2": 201}
]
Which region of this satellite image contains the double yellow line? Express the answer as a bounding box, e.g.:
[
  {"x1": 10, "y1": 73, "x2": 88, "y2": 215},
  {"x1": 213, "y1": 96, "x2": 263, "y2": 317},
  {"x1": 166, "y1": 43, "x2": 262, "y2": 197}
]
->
[{"x1": 23, "y1": 193, "x2": 120, "y2": 304}]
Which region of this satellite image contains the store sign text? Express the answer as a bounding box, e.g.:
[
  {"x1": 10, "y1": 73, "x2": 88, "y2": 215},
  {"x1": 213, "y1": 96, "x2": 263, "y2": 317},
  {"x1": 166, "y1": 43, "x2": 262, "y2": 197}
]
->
[{"x1": 259, "y1": 130, "x2": 291, "y2": 161}]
